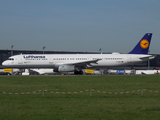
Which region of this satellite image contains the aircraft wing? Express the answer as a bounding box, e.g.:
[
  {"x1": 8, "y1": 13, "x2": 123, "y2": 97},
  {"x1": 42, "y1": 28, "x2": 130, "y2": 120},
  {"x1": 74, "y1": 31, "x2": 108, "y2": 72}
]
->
[{"x1": 65, "y1": 59, "x2": 101, "y2": 68}]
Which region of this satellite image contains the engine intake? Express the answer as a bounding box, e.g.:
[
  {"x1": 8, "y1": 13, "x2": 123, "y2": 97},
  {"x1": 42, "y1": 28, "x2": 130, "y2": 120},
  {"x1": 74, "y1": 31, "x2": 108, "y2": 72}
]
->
[{"x1": 54, "y1": 65, "x2": 75, "y2": 72}]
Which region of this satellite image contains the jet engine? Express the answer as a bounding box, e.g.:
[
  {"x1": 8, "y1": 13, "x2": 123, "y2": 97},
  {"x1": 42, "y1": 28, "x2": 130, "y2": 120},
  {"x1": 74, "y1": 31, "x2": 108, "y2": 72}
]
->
[{"x1": 54, "y1": 65, "x2": 75, "y2": 72}]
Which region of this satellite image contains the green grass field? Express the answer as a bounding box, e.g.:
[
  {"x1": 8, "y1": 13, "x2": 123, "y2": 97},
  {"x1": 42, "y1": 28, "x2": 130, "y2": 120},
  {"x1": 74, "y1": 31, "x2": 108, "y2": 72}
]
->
[{"x1": 0, "y1": 75, "x2": 160, "y2": 120}]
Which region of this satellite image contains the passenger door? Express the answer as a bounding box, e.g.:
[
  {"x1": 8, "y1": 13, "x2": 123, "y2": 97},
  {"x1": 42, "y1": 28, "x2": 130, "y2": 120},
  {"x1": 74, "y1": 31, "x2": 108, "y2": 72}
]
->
[
  {"x1": 127, "y1": 55, "x2": 132, "y2": 63},
  {"x1": 18, "y1": 55, "x2": 23, "y2": 64}
]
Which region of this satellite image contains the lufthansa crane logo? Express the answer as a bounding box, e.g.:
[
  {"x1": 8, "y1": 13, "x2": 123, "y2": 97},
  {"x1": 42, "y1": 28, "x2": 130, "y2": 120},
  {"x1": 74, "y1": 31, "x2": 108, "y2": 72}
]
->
[{"x1": 140, "y1": 39, "x2": 149, "y2": 49}]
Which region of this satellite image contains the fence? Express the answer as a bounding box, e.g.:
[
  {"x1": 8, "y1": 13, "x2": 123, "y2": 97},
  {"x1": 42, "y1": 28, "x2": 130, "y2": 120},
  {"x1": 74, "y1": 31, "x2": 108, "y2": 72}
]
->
[{"x1": 1, "y1": 88, "x2": 160, "y2": 97}]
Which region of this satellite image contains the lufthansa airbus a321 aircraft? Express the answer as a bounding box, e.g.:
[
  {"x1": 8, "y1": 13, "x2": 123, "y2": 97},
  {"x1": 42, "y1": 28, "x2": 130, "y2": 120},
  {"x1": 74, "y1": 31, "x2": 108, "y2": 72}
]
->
[{"x1": 2, "y1": 33, "x2": 155, "y2": 74}]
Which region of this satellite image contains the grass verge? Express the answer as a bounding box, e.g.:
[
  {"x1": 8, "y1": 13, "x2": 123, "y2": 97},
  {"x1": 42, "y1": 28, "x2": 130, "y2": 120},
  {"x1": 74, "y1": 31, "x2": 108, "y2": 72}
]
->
[{"x1": 0, "y1": 75, "x2": 160, "y2": 120}]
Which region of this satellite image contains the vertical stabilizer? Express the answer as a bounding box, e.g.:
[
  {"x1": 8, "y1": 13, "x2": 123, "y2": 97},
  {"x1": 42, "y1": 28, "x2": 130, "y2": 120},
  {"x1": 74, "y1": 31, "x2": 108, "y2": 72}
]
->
[{"x1": 128, "y1": 33, "x2": 152, "y2": 54}]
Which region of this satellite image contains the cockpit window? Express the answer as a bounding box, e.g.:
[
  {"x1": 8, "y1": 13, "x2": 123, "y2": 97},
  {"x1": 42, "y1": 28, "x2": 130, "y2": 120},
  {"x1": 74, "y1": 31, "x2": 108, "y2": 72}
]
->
[{"x1": 8, "y1": 58, "x2": 14, "y2": 61}]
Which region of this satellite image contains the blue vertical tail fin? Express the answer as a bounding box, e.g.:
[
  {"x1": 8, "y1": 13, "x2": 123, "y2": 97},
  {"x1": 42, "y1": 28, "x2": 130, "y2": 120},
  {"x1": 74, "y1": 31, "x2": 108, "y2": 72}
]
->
[{"x1": 128, "y1": 33, "x2": 152, "y2": 54}]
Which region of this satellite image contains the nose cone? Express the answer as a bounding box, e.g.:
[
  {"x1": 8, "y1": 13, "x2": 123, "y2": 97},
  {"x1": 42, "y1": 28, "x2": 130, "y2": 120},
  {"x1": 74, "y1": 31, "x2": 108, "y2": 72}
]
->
[{"x1": 2, "y1": 61, "x2": 8, "y2": 66}]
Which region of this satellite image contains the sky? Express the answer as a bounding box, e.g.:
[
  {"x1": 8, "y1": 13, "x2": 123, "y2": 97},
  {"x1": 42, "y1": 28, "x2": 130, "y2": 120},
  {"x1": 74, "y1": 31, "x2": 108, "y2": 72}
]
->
[{"x1": 0, "y1": 0, "x2": 160, "y2": 54}]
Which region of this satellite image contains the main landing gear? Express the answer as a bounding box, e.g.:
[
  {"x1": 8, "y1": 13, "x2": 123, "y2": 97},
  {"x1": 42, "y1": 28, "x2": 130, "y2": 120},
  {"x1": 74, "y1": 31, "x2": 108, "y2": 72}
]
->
[{"x1": 74, "y1": 70, "x2": 83, "y2": 75}]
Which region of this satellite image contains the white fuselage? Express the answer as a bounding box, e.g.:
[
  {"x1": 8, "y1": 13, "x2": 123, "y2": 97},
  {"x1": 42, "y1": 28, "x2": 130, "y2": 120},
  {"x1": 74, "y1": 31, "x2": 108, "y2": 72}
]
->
[{"x1": 2, "y1": 54, "x2": 153, "y2": 68}]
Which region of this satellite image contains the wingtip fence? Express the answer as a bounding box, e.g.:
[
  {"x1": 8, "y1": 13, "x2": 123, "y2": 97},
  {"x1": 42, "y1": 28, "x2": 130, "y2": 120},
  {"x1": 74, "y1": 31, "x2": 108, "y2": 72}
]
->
[{"x1": 1, "y1": 89, "x2": 160, "y2": 97}]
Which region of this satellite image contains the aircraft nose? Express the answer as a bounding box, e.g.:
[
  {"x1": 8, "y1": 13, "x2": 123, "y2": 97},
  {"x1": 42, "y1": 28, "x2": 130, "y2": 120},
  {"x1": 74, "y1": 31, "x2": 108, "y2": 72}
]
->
[{"x1": 2, "y1": 61, "x2": 8, "y2": 66}]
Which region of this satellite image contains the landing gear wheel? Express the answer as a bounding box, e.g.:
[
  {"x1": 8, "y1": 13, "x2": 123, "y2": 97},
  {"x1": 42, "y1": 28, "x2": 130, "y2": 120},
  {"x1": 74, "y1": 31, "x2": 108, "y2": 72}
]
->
[{"x1": 74, "y1": 70, "x2": 83, "y2": 75}]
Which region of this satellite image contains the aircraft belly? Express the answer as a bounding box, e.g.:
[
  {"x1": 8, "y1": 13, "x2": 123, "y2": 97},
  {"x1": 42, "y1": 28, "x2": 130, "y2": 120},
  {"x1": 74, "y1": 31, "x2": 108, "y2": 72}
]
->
[
  {"x1": 4, "y1": 64, "x2": 55, "y2": 68},
  {"x1": 25, "y1": 64, "x2": 54, "y2": 68}
]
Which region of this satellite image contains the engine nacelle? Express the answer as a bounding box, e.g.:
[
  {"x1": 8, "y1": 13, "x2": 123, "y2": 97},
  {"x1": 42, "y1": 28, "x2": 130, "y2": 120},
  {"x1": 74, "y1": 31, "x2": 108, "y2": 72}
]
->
[{"x1": 54, "y1": 65, "x2": 75, "y2": 72}]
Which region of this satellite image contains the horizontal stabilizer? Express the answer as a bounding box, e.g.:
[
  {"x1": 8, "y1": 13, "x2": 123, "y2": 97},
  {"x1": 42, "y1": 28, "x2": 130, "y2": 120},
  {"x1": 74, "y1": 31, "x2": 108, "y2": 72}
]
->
[{"x1": 139, "y1": 55, "x2": 156, "y2": 61}]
